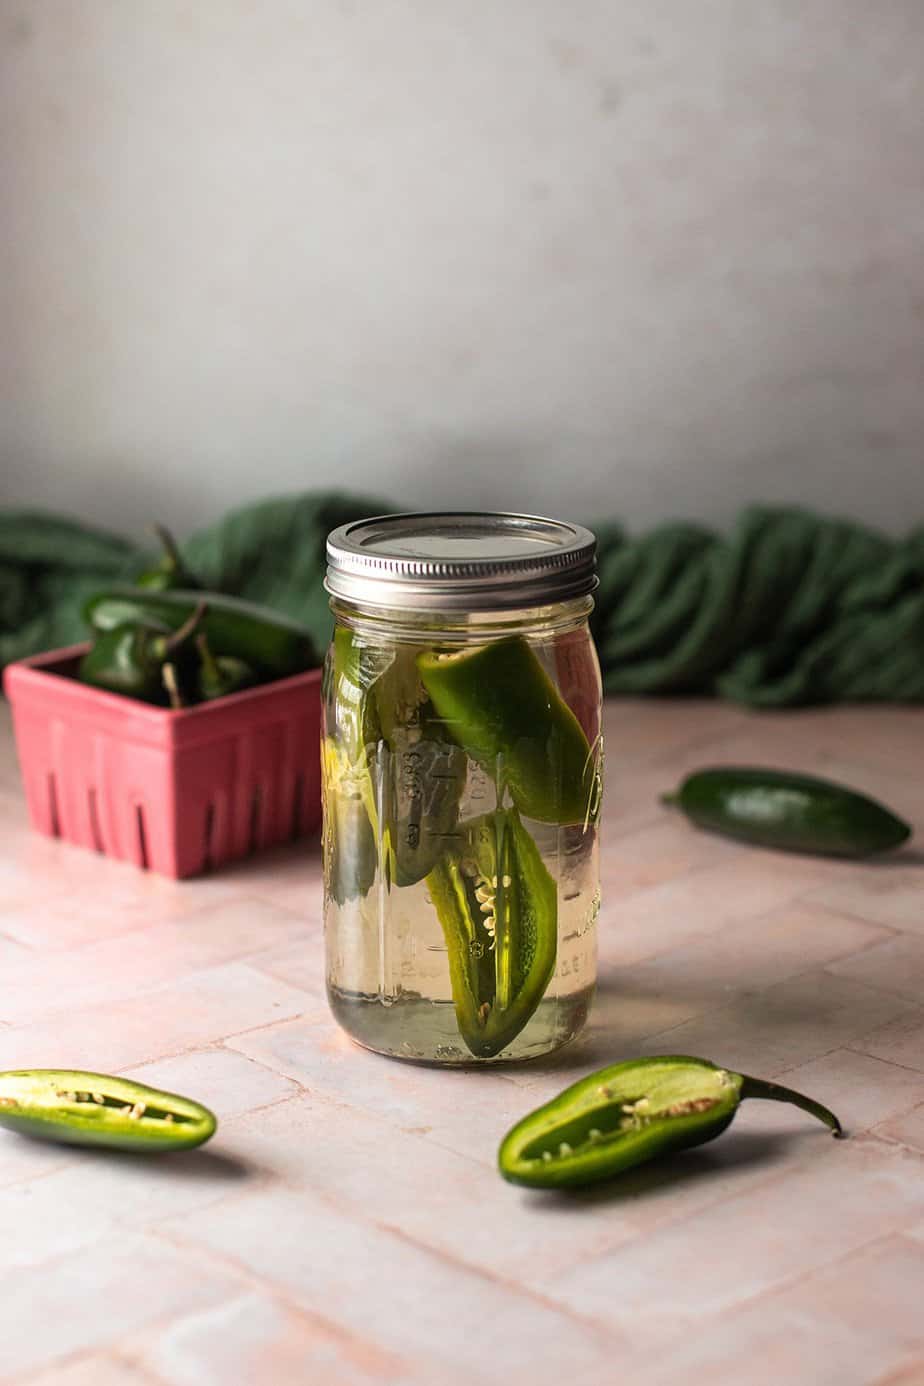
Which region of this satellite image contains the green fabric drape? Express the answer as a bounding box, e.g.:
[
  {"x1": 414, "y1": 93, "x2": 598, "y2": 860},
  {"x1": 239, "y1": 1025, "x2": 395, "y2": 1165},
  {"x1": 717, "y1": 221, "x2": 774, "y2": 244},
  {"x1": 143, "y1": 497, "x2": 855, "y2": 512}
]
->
[{"x1": 2, "y1": 496, "x2": 922, "y2": 705}]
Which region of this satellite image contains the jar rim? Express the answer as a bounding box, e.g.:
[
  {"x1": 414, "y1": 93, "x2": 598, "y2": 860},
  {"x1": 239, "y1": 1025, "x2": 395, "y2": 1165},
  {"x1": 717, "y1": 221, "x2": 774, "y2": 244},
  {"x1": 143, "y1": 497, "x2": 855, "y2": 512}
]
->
[{"x1": 325, "y1": 511, "x2": 597, "y2": 611}]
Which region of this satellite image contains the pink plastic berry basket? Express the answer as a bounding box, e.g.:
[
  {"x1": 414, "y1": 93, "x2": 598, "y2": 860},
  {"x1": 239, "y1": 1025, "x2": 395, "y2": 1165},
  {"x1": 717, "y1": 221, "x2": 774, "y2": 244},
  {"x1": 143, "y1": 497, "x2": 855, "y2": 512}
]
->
[{"x1": 3, "y1": 645, "x2": 323, "y2": 878}]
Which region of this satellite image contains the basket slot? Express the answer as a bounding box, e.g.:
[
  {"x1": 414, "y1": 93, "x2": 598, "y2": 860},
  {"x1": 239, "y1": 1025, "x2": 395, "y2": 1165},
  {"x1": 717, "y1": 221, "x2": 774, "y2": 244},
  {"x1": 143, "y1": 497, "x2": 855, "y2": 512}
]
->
[
  {"x1": 206, "y1": 792, "x2": 232, "y2": 868},
  {"x1": 293, "y1": 766, "x2": 317, "y2": 840},
  {"x1": 290, "y1": 772, "x2": 305, "y2": 841},
  {"x1": 87, "y1": 788, "x2": 104, "y2": 854},
  {"x1": 135, "y1": 805, "x2": 149, "y2": 871},
  {"x1": 248, "y1": 784, "x2": 263, "y2": 855},
  {"x1": 47, "y1": 773, "x2": 61, "y2": 838},
  {"x1": 202, "y1": 802, "x2": 216, "y2": 872}
]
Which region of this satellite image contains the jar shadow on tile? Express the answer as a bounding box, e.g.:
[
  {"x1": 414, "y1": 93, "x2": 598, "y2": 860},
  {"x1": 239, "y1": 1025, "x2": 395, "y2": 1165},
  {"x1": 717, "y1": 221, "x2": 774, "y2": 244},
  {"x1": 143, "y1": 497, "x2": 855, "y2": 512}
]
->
[{"x1": 499, "y1": 970, "x2": 717, "y2": 1081}]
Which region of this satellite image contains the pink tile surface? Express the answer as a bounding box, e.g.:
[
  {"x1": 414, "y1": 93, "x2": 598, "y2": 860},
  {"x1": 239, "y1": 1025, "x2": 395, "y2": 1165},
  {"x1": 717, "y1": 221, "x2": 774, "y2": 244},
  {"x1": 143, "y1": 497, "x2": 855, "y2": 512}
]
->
[
  {"x1": 0, "y1": 1235, "x2": 238, "y2": 1379},
  {"x1": 636, "y1": 969, "x2": 919, "y2": 1076},
  {"x1": 132, "y1": 1291, "x2": 423, "y2": 1386},
  {"x1": 0, "y1": 961, "x2": 315, "y2": 1071},
  {"x1": 122, "y1": 1047, "x2": 299, "y2": 1122},
  {"x1": 853, "y1": 1011, "x2": 924, "y2": 1075},
  {"x1": 227, "y1": 1015, "x2": 531, "y2": 1166},
  {"x1": 829, "y1": 933, "x2": 924, "y2": 1001},
  {"x1": 774, "y1": 1049, "x2": 924, "y2": 1132},
  {"x1": 876, "y1": 1102, "x2": 924, "y2": 1156},
  {"x1": 27, "y1": 1357, "x2": 163, "y2": 1386},
  {"x1": 1, "y1": 697, "x2": 923, "y2": 1385},
  {"x1": 534, "y1": 1137, "x2": 924, "y2": 1337},
  {"x1": 610, "y1": 1236, "x2": 924, "y2": 1386},
  {"x1": 161, "y1": 1184, "x2": 617, "y2": 1382},
  {"x1": 0, "y1": 898, "x2": 309, "y2": 1027},
  {"x1": 211, "y1": 1093, "x2": 635, "y2": 1280}
]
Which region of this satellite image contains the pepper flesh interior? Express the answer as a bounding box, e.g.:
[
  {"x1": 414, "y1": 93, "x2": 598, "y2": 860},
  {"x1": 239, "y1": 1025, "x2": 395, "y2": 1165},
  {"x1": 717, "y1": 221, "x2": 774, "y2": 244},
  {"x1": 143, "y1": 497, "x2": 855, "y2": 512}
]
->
[
  {"x1": 48, "y1": 1090, "x2": 197, "y2": 1124},
  {"x1": 426, "y1": 809, "x2": 557, "y2": 1058}
]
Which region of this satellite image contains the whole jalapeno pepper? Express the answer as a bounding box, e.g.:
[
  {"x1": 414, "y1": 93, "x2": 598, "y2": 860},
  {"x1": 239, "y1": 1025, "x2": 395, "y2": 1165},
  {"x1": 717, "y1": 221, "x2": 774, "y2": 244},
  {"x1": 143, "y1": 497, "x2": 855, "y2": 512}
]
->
[
  {"x1": 498, "y1": 1055, "x2": 842, "y2": 1189},
  {"x1": 79, "y1": 619, "x2": 175, "y2": 704},
  {"x1": 84, "y1": 586, "x2": 317, "y2": 678},
  {"x1": 417, "y1": 637, "x2": 597, "y2": 827},
  {"x1": 0, "y1": 1070, "x2": 217, "y2": 1152},
  {"x1": 426, "y1": 808, "x2": 557, "y2": 1058},
  {"x1": 135, "y1": 524, "x2": 201, "y2": 592},
  {"x1": 663, "y1": 767, "x2": 911, "y2": 859}
]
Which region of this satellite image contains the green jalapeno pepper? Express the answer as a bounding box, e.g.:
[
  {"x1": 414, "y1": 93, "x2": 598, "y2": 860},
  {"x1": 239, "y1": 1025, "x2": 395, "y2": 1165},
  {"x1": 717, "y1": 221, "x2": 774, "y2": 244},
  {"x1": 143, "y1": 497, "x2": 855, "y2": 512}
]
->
[
  {"x1": 0, "y1": 1070, "x2": 217, "y2": 1152},
  {"x1": 136, "y1": 524, "x2": 201, "y2": 592},
  {"x1": 196, "y1": 633, "x2": 257, "y2": 701},
  {"x1": 322, "y1": 736, "x2": 378, "y2": 905},
  {"x1": 80, "y1": 603, "x2": 207, "y2": 707},
  {"x1": 663, "y1": 767, "x2": 911, "y2": 859},
  {"x1": 85, "y1": 587, "x2": 316, "y2": 678},
  {"x1": 417, "y1": 638, "x2": 596, "y2": 827},
  {"x1": 426, "y1": 808, "x2": 557, "y2": 1058},
  {"x1": 498, "y1": 1055, "x2": 842, "y2": 1188},
  {"x1": 79, "y1": 619, "x2": 176, "y2": 704},
  {"x1": 389, "y1": 713, "x2": 467, "y2": 887},
  {"x1": 328, "y1": 631, "x2": 466, "y2": 888}
]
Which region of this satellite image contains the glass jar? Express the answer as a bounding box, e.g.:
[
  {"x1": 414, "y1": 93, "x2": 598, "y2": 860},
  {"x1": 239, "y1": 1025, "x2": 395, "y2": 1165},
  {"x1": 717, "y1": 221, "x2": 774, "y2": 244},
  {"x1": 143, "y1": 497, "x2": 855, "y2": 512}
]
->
[{"x1": 322, "y1": 512, "x2": 602, "y2": 1064}]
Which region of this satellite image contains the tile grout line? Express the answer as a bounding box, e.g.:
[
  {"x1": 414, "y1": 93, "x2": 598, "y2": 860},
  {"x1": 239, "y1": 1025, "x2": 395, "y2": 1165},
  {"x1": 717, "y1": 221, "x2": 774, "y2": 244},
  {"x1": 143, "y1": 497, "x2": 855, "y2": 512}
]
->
[
  {"x1": 145, "y1": 1222, "x2": 524, "y2": 1375},
  {"x1": 113, "y1": 1271, "x2": 416, "y2": 1386},
  {"x1": 144, "y1": 1114, "x2": 629, "y2": 1346}
]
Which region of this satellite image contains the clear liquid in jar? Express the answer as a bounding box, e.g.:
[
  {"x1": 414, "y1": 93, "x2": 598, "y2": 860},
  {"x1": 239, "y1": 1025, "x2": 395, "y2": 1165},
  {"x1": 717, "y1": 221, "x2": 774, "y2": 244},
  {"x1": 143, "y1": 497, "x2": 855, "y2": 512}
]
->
[{"x1": 323, "y1": 623, "x2": 602, "y2": 1064}]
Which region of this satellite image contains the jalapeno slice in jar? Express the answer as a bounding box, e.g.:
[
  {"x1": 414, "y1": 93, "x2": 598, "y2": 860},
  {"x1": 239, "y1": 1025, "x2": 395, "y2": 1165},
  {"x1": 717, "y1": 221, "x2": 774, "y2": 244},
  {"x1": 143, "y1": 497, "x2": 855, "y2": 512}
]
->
[
  {"x1": 417, "y1": 638, "x2": 597, "y2": 827},
  {"x1": 321, "y1": 736, "x2": 378, "y2": 905},
  {"x1": 426, "y1": 809, "x2": 557, "y2": 1058},
  {"x1": 0, "y1": 1071, "x2": 217, "y2": 1152},
  {"x1": 498, "y1": 1055, "x2": 842, "y2": 1188},
  {"x1": 328, "y1": 631, "x2": 465, "y2": 889}
]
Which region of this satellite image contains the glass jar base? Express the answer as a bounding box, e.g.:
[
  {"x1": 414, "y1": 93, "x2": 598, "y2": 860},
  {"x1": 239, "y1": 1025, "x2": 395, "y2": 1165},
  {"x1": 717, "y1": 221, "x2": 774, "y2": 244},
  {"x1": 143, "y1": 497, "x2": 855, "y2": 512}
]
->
[{"x1": 327, "y1": 985, "x2": 595, "y2": 1066}]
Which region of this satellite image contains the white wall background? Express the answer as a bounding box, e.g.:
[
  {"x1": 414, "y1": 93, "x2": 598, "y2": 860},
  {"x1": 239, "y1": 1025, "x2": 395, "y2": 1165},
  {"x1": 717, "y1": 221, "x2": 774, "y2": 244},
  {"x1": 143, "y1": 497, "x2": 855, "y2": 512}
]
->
[{"x1": 2, "y1": 0, "x2": 923, "y2": 541}]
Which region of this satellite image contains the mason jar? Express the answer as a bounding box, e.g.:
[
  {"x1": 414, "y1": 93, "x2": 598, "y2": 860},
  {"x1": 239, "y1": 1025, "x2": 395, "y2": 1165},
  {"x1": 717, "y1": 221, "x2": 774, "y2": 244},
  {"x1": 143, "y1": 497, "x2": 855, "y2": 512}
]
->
[{"x1": 322, "y1": 512, "x2": 602, "y2": 1064}]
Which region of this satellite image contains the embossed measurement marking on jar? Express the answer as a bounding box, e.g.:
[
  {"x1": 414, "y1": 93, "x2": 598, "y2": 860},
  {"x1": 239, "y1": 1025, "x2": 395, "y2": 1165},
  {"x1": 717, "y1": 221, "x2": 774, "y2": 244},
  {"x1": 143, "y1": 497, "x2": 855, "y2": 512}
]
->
[{"x1": 469, "y1": 763, "x2": 490, "y2": 804}]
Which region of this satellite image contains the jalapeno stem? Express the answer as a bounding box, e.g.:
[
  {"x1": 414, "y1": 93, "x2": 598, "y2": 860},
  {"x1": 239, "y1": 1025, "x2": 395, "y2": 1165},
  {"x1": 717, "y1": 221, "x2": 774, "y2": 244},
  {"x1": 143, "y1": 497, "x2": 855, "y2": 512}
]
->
[
  {"x1": 740, "y1": 1074, "x2": 843, "y2": 1137},
  {"x1": 163, "y1": 600, "x2": 208, "y2": 654},
  {"x1": 660, "y1": 792, "x2": 679, "y2": 807},
  {"x1": 162, "y1": 661, "x2": 184, "y2": 709},
  {"x1": 150, "y1": 523, "x2": 184, "y2": 570}
]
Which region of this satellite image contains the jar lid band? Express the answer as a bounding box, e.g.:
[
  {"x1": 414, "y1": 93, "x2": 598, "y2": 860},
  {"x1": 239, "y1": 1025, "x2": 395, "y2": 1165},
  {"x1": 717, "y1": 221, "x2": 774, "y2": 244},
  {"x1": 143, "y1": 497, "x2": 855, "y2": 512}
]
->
[{"x1": 325, "y1": 511, "x2": 597, "y2": 611}]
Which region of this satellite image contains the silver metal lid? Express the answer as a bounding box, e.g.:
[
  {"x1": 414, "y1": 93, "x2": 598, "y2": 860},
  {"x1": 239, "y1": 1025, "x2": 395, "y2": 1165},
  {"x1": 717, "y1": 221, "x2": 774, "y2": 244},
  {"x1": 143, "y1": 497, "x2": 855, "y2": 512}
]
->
[{"x1": 325, "y1": 511, "x2": 597, "y2": 611}]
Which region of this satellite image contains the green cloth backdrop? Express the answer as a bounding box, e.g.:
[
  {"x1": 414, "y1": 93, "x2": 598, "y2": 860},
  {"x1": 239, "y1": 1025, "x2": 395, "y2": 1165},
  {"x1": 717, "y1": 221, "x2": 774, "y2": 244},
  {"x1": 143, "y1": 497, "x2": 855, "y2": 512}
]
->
[{"x1": 1, "y1": 494, "x2": 922, "y2": 705}]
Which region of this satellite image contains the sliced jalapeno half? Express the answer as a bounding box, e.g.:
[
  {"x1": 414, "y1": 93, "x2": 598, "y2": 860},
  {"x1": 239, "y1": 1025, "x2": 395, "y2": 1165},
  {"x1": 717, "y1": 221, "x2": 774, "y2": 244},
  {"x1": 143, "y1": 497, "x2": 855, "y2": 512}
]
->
[
  {"x1": 0, "y1": 1071, "x2": 217, "y2": 1152},
  {"x1": 499, "y1": 1055, "x2": 842, "y2": 1188},
  {"x1": 427, "y1": 808, "x2": 557, "y2": 1058},
  {"x1": 418, "y1": 637, "x2": 597, "y2": 827}
]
